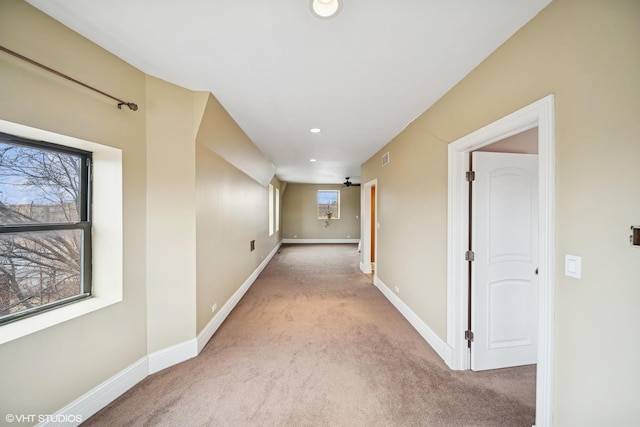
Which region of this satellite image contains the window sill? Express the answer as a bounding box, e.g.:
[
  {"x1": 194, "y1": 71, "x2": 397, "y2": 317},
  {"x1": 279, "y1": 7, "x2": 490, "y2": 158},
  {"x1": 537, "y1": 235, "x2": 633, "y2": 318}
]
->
[{"x1": 0, "y1": 294, "x2": 121, "y2": 344}]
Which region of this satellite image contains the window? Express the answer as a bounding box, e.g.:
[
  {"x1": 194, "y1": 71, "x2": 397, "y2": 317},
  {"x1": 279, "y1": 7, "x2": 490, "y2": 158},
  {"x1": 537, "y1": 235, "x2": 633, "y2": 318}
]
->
[
  {"x1": 0, "y1": 119, "x2": 121, "y2": 345},
  {"x1": 0, "y1": 132, "x2": 91, "y2": 325},
  {"x1": 268, "y1": 184, "x2": 274, "y2": 236},
  {"x1": 275, "y1": 187, "x2": 280, "y2": 232},
  {"x1": 317, "y1": 190, "x2": 340, "y2": 219}
]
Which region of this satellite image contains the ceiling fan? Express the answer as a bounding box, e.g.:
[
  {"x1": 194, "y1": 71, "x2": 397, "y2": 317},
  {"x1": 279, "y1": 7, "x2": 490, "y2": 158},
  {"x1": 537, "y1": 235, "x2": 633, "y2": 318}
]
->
[{"x1": 342, "y1": 177, "x2": 361, "y2": 188}]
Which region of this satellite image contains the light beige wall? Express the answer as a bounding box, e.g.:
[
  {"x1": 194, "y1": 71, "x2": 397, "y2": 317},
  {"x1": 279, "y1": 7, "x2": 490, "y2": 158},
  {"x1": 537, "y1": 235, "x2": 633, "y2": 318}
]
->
[
  {"x1": 282, "y1": 184, "x2": 361, "y2": 240},
  {"x1": 0, "y1": 0, "x2": 148, "y2": 416},
  {"x1": 145, "y1": 76, "x2": 197, "y2": 353},
  {"x1": 195, "y1": 92, "x2": 282, "y2": 333},
  {"x1": 0, "y1": 0, "x2": 284, "y2": 419},
  {"x1": 361, "y1": 0, "x2": 640, "y2": 424},
  {"x1": 362, "y1": 130, "x2": 449, "y2": 336}
]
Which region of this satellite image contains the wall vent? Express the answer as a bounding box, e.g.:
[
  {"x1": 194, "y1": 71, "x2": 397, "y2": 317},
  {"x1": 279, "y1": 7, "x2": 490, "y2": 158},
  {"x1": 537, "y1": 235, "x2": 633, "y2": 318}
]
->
[{"x1": 382, "y1": 152, "x2": 390, "y2": 166}]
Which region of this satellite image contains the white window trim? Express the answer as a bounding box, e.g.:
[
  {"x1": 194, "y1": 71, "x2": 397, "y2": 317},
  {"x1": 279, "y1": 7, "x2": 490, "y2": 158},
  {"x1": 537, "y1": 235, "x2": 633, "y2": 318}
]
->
[
  {"x1": 275, "y1": 187, "x2": 280, "y2": 232},
  {"x1": 0, "y1": 119, "x2": 123, "y2": 345},
  {"x1": 268, "y1": 184, "x2": 274, "y2": 236}
]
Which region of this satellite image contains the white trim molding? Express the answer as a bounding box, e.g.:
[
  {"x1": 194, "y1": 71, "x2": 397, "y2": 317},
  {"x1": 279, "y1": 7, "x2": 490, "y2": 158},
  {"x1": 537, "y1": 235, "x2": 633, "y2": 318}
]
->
[
  {"x1": 37, "y1": 357, "x2": 149, "y2": 427},
  {"x1": 282, "y1": 238, "x2": 360, "y2": 244},
  {"x1": 447, "y1": 95, "x2": 555, "y2": 427},
  {"x1": 359, "y1": 262, "x2": 371, "y2": 274},
  {"x1": 148, "y1": 339, "x2": 198, "y2": 374},
  {"x1": 360, "y1": 179, "x2": 378, "y2": 277},
  {"x1": 374, "y1": 275, "x2": 454, "y2": 368}
]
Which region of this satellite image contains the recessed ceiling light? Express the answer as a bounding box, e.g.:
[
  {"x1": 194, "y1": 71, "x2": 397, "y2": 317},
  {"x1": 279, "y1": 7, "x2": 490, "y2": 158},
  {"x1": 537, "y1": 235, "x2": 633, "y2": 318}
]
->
[
  {"x1": 309, "y1": 128, "x2": 322, "y2": 133},
  {"x1": 310, "y1": 0, "x2": 342, "y2": 18},
  {"x1": 310, "y1": 159, "x2": 317, "y2": 162}
]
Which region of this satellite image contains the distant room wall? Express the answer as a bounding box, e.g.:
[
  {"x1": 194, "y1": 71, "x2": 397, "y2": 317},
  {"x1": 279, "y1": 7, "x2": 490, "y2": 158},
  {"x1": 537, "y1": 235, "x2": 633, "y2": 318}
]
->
[{"x1": 282, "y1": 184, "x2": 361, "y2": 240}]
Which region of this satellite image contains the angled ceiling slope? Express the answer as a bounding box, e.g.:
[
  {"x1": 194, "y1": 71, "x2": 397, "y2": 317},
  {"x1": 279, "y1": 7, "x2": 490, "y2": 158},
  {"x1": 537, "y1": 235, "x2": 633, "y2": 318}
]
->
[{"x1": 196, "y1": 93, "x2": 276, "y2": 187}]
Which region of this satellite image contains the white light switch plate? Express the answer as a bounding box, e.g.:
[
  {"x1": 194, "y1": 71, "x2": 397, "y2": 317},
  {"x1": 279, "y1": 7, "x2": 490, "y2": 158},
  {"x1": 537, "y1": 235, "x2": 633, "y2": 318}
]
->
[{"x1": 565, "y1": 255, "x2": 581, "y2": 279}]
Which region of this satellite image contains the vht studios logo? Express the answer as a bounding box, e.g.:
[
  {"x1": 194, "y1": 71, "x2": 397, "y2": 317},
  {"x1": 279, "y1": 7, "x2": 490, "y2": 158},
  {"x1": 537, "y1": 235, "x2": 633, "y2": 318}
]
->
[{"x1": 6, "y1": 413, "x2": 83, "y2": 423}]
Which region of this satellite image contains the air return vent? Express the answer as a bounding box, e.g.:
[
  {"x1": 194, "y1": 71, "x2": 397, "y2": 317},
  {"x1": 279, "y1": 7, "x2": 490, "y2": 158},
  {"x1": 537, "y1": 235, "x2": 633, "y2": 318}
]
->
[{"x1": 382, "y1": 152, "x2": 390, "y2": 166}]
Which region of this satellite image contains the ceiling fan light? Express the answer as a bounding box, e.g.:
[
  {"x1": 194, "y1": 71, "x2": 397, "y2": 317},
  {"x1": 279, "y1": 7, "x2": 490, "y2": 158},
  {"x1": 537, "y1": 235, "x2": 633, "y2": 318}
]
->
[{"x1": 311, "y1": 0, "x2": 341, "y2": 18}]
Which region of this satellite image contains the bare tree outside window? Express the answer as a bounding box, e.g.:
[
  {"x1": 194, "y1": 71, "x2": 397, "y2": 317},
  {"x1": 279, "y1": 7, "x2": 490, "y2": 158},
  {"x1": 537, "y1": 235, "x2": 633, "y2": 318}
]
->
[{"x1": 0, "y1": 133, "x2": 91, "y2": 324}]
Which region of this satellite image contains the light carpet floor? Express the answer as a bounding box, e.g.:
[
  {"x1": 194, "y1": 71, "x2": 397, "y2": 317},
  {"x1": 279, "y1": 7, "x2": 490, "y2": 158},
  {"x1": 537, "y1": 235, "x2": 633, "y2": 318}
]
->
[{"x1": 84, "y1": 244, "x2": 535, "y2": 426}]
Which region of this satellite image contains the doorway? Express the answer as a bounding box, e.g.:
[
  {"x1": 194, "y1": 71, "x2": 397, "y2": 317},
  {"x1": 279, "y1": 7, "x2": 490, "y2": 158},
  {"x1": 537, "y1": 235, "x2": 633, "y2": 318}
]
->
[
  {"x1": 370, "y1": 184, "x2": 376, "y2": 272},
  {"x1": 360, "y1": 179, "x2": 378, "y2": 277},
  {"x1": 446, "y1": 95, "x2": 555, "y2": 426}
]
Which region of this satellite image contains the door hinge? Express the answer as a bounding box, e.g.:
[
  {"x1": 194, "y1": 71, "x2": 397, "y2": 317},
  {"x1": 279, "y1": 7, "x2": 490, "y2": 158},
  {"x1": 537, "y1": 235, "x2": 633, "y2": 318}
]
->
[
  {"x1": 465, "y1": 330, "x2": 474, "y2": 342},
  {"x1": 466, "y1": 171, "x2": 475, "y2": 182},
  {"x1": 465, "y1": 250, "x2": 475, "y2": 261}
]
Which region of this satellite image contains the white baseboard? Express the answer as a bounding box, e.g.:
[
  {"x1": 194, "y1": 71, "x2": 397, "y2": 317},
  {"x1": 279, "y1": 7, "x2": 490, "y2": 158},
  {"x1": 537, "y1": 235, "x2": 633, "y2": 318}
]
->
[
  {"x1": 282, "y1": 238, "x2": 360, "y2": 244},
  {"x1": 196, "y1": 241, "x2": 282, "y2": 353},
  {"x1": 40, "y1": 241, "x2": 284, "y2": 427},
  {"x1": 37, "y1": 357, "x2": 149, "y2": 427},
  {"x1": 148, "y1": 339, "x2": 198, "y2": 374},
  {"x1": 373, "y1": 275, "x2": 454, "y2": 368}
]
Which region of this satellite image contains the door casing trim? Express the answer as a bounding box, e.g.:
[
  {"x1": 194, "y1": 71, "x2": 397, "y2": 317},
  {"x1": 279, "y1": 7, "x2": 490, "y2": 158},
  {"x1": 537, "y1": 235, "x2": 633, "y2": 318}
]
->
[
  {"x1": 446, "y1": 95, "x2": 555, "y2": 426},
  {"x1": 360, "y1": 179, "x2": 378, "y2": 275}
]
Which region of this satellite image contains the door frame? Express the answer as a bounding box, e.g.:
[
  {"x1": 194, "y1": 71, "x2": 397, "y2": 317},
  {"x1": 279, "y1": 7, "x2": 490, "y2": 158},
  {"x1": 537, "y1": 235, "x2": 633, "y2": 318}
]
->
[
  {"x1": 360, "y1": 179, "x2": 378, "y2": 275},
  {"x1": 446, "y1": 95, "x2": 555, "y2": 426}
]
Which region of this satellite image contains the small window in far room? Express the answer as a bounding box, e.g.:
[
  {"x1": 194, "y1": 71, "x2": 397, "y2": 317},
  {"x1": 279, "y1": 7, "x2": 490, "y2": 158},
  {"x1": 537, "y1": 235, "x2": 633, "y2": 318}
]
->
[{"x1": 317, "y1": 190, "x2": 340, "y2": 220}]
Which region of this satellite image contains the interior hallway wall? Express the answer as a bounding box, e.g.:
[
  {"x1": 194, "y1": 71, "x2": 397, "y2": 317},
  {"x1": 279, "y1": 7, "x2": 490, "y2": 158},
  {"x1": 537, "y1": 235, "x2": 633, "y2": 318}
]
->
[
  {"x1": 0, "y1": 0, "x2": 282, "y2": 418},
  {"x1": 361, "y1": 0, "x2": 640, "y2": 424},
  {"x1": 0, "y1": 0, "x2": 148, "y2": 417},
  {"x1": 195, "y1": 92, "x2": 282, "y2": 333},
  {"x1": 146, "y1": 76, "x2": 198, "y2": 353}
]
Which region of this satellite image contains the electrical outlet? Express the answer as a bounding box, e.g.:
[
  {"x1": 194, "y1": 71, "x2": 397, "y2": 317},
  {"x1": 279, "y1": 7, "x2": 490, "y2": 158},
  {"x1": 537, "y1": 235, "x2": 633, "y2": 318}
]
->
[
  {"x1": 211, "y1": 303, "x2": 217, "y2": 313},
  {"x1": 395, "y1": 286, "x2": 400, "y2": 294}
]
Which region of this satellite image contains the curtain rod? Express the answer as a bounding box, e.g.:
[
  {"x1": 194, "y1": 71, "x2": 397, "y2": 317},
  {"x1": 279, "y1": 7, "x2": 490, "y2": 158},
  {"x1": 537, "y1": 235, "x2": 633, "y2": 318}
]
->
[{"x1": 0, "y1": 45, "x2": 138, "y2": 111}]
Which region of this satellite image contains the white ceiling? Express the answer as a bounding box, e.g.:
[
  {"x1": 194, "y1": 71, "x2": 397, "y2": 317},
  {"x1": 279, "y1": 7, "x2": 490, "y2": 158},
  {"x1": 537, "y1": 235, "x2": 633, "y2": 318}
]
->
[{"x1": 28, "y1": 0, "x2": 551, "y2": 184}]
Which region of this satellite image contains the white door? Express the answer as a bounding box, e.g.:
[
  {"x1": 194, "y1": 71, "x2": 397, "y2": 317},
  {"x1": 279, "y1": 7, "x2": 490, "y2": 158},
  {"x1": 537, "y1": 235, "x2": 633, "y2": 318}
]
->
[{"x1": 471, "y1": 152, "x2": 538, "y2": 371}]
